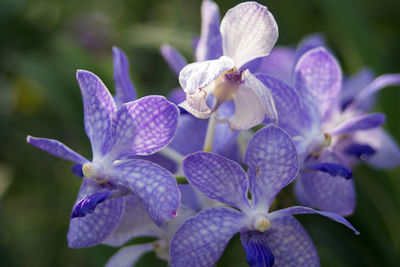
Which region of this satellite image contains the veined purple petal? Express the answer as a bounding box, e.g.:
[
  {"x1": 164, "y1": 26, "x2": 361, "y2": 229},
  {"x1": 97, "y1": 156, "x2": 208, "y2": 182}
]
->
[
  {"x1": 179, "y1": 56, "x2": 234, "y2": 94},
  {"x1": 170, "y1": 206, "x2": 244, "y2": 267},
  {"x1": 294, "y1": 47, "x2": 342, "y2": 117},
  {"x1": 295, "y1": 153, "x2": 355, "y2": 216},
  {"x1": 67, "y1": 179, "x2": 125, "y2": 248},
  {"x1": 76, "y1": 70, "x2": 116, "y2": 158},
  {"x1": 195, "y1": 0, "x2": 222, "y2": 61},
  {"x1": 244, "y1": 125, "x2": 298, "y2": 209},
  {"x1": 222, "y1": 70, "x2": 277, "y2": 130},
  {"x1": 112, "y1": 46, "x2": 137, "y2": 107},
  {"x1": 103, "y1": 193, "x2": 159, "y2": 246},
  {"x1": 111, "y1": 159, "x2": 180, "y2": 226},
  {"x1": 240, "y1": 231, "x2": 275, "y2": 267},
  {"x1": 353, "y1": 127, "x2": 400, "y2": 169},
  {"x1": 254, "y1": 47, "x2": 296, "y2": 85},
  {"x1": 341, "y1": 68, "x2": 375, "y2": 110},
  {"x1": 353, "y1": 73, "x2": 400, "y2": 108},
  {"x1": 109, "y1": 96, "x2": 179, "y2": 157},
  {"x1": 71, "y1": 191, "x2": 113, "y2": 218},
  {"x1": 160, "y1": 45, "x2": 188, "y2": 77},
  {"x1": 343, "y1": 143, "x2": 376, "y2": 161},
  {"x1": 220, "y1": 2, "x2": 278, "y2": 68},
  {"x1": 183, "y1": 152, "x2": 250, "y2": 210},
  {"x1": 294, "y1": 33, "x2": 326, "y2": 62},
  {"x1": 304, "y1": 162, "x2": 352, "y2": 179},
  {"x1": 27, "y1": 136, "x2": 88, "y2": 164},
  {"x1": 328, "y1": 113, "x2": 385, "y2": 135},
  {"x1": 105, "y1": 243, "x2": 153, "y2": 267},
  {"x1": 271, "y1": 206, "x2": 359, "y2": 234},
  {"x1": 267, "y1": 216, "x2": 319, "y2": 266}
]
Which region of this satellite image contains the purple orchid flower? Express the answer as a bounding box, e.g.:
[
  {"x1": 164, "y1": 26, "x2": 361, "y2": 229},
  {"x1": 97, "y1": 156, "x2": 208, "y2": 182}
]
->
[
  {"x1": 27, "y1": 70, "x2": 181, "y2": 248},
  {"x1": 178, "y1": 1, "x2": 278, "y2": 130},
  {"x1": 255, "y1": 34, "x2": 400, "y2": 215},
  {"x1": 170, "y1": 125, "x2": 358, "y2": 267}
]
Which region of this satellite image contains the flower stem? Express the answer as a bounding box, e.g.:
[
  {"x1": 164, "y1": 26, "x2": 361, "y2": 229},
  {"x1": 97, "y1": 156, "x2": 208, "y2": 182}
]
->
[{"x1": 203, "y1": 111, "x2": 217, "y2": 152}]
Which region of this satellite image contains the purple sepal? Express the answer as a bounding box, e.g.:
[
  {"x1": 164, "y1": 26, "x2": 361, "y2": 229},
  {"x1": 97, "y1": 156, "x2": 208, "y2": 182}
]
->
[
  {"x1": 71, "y1": 164, "x2": 84, "y2": 178},
  {"x1": 271, "y1": 206, "x2": 359, "y2": 235},
  {"x1": 244, "y1": 125, "x2": 299, "y2": 208},
  {"x1": 170, "y1": 206, "x2": 244, "y2": 267},
  {"x1": 168, "y1": 88, "x2": 186, "y2": 105},
  {"x1": 240, "y1": 231, "x2": 274, "y2": 267},
  {"x1": 70, "y1": 191, "x2": 113, "y2": 218},
  {"x1": 160, "y1": 45, "x2": 188, "y2": 77},
  {"x1": 105, "y1": 243, "x2": 153, "y2": 267},
  {"x1": 294, "y1": 33, "x2": 326, "y2": 61},
  {"x1": 26, "y1": 136, "x2": 88, "y2": 164},
  {"x1": 329, "y1": 113, "x2": 385, "y2": 135},
  {"x1": 112, "y1": 46, "x2": 137, "y2": 107},
  {"x1": 304, "y1": 163, "x2": 352, "y2": 179},
  {"x1": 344, "y1": 143, "x2": 375, "y2": 160}
]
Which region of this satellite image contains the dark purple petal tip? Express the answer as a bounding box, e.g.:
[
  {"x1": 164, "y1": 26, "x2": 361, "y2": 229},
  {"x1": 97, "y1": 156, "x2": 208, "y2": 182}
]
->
[
  {"x1": 241, "y1": 231, "x2": 275, "y2": 267},
  {"x1": 72, "y1": 164, "x2": 84, "y2": 178},
  {"x1": 305, "y1": 162, "x2": 353, "y2": 179},
  {"x1": 344, "y1": 143, "x2": 376, "y2": 161},
  {"x1": 71, "y1": 191, "x2": 113, "y2": 218}
]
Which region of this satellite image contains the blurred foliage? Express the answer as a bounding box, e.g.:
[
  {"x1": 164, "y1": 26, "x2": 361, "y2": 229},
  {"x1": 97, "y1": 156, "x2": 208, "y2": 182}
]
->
[{"x1": 0, "y1": 0, "x2": 399, "y2": 266}]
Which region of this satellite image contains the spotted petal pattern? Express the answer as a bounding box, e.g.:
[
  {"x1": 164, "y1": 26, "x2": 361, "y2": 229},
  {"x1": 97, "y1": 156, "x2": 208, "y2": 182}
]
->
[
  {"x1": 112, "y1": 46, "x2": 137, "y2": 107},
  {"x1": 67, "y1": 179, "x2": 125, "y2": 248},
  {"x1": 183, "y1": 152, "x2": 250, "y2": 210},
  {"x1": 27, "y1": 136, "x2": 88, "y2": 164},
  {"x1": 294, "y1": 47, "x2": 342, "y2": 117},
  {"x1": 105, "y1": 243, "x2": 153, "y2": 267},
  {"x1": 220, "y1": 2, "x2": 278, "y2": 68},
  {"x1": 76, "y1": 70, "x2": 117, "y2": 158},
  {"x1": 170, "y1": 206, "x2": 244, "y2": 267},
  {"x1": 244, "y1": 125, "x2": 298, "y2": 209},
  {"x1": 111, "y1": 159, "x2": 180, "y2": 226}
]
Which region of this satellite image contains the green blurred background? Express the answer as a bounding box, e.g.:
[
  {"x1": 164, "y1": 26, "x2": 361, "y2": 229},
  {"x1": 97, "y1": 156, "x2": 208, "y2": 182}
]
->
[{"x1": 1, "y1": 0, "x2": 399, "y2": 266}]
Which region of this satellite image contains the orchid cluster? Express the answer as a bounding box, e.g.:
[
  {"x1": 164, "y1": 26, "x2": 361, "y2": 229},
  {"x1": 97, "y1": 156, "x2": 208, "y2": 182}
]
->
[{"x1": 26, "y1": 1, "x2": 400, "y2": 267}]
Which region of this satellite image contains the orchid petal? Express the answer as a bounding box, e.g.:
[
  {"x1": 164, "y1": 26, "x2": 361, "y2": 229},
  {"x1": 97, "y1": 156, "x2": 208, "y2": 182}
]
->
[
  {"x1": 195, "y1": 0, "x2": 223, "y2": 61},
  {"x1": 266, "y1": 216, "x2": 319, "y2": 266},
  {"x1": 160, "y1": 44, "x2": 188, "y2": 77},
  {"x1": 76, "y1": 70, "x2": 116, "y2": 158},
  {"x1": 221, "y1": 2, "x2": 278, "y2": 68},
  {"x1": 109, "y1": 96, "x2": 179, "y2": 158},
  {"x1": 244, "y1": 125, "x2": 298, "y2": 209},
  {"x1": 353, "y1": 127, "x2": 400, "y2": 169},
  {"x1": 341, "y1": 67, "x2": 375, "y2": 110},
  {"x1": 27, "y1": 136, "x2": 88, "y2": 164},
  {"x1": 111, "y1": 159, "x2": 180, "y2": 226},
  {"x1": 328, "y1": 113, "x2": 385, "y2": 135},
  {"x1": 183, "y1": 152, "x2": 250, "y2": 210},
  {"x1": 112, "y1": 46, "x2": 137, "y2": 107},
  {"x1": 179, "y1": 56, "x2": 234, "y2": 94},
  {"x1": 294, "y1": 33, "x2": 326, "y2": 62},
  {"x1": 223, "y1": 70, "x2": 277, "y2": 130},
  {"x1": 105, "y1": 243, "x2": 153, "y2": 267},
  {"x1": 70, "y1": 191, "x2": 113, "y2": 218},
  {"x1": 240, "y1": 231, "x2": 275, "y2": 267},
  {"x1": 170, "y1": 206, "x2": 244, "y2": 267},
  {"x1": 67, "y1": 179, "x2": 125, "y2": 248},
  {"x1": 103, "y1": 194, "x2": 159, "y2": 246},
  {"x1": 294, "y1": 47, "x2": 342, "y2": 117},
  {"x1": 304, "y1": 162, "x2": 352, "y2": 179},
  {"x1": 271, "y1": 206, "x2": 359, "y2": 234}
]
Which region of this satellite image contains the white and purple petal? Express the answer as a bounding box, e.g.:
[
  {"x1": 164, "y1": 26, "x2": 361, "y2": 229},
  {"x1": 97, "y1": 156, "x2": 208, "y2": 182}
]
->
[
  {"x1": 183, "y1": 152, "x2": 250, "y2": 210},
  {"x1": 110, "y1": 159, "x2": 180, "y2": 226},
  {"x1": 244, "y1": 125, "x2": 299, "y2": 209},
  {"x1": 160, "y1": 45, "x2": 188, "y2": 77},
  {"x1": 294, "y1": 47, "x2": 342, "y2": 117},
  {"x1": 76, "y1": 70, "x2": 116, "y2": 158},
  {"x1": 67, "y1": 178, "x2": 125, "y2": 248},
  {"x1": 170, "y1": 206, "x2": 244, "y2": 267},
  {"x1": 105, "y1": 243, "x2": 153, "y2": 267},
  {"x1": 112, "y1": 46, "x2": 137, "y2": 107},
  {"x1": 27, "y1": 136, "x2": 88, "y2": 164},
  {"x1": 220, "y1": 2, "x2": 278, "y2": 68}
]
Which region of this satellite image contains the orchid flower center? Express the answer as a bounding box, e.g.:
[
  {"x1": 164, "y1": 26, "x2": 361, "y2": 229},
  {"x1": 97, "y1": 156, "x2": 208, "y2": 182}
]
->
[
  {"x1": 310, "y1": 132, "x2": 332, "y2": 156},
  {"x1": 82, "y1": 162, "x2": 108, "y2": 184},
  {"x1": 153, "y1": 238, "x2": 169, "y2": 261},
  {"x1": 251, "y1": 214, "x2": 271, "y2": 232},
  {"x1": 212, "y1": 68, "x2": 242, "y2": 107}
]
